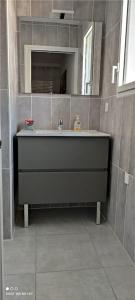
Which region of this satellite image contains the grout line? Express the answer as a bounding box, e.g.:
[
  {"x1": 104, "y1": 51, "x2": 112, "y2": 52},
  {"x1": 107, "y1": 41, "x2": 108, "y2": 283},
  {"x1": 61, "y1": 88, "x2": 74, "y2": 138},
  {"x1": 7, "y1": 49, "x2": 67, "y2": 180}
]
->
[
  {"x1": 30, "y1": 0, "x2": 31, "y2": 17},
  {"x1": 114, "y1": 166, "x2": 120, "y2": 233},
  {"x1": 6, "y1": 267, "x2": 104, "y2": 277},
  {"x1": 51, "y1": 93, "x2": 53, "y2": 129},
  {"x1": 34, "y1": 232, "x2": 37, "y2": 300},
  {"x1": 103, "y1": 267, "x2": 119, "y2": 300},
  {"x1": 26, "y1": 231, "x2": 88, "y2": 237},
  {"x1": 6, "y1": 264, "x2": 134, "y2": 278},
  {"x1": 56, "y1": 24, "x2": 58, "y2": 46},
  {"x1": 104, "y1": 21, "x2": 120, "y2": 39},
  {"x1": 69, "y1": 24, "x2": 70, "y2": 48},
  {"x1": 102, "y1": 210, "x2": 135, "y2": 267},
  {"x1": 34, "y1": 271, "x2": 36, "y2": 300},
  {"x1": 5, "y1": 272, "x2": 36, "y2": 276},
  {"x1": 69, "y1": 95, "x2": 72, "y2": 129},
  {"x1": 87, "y1": 232, "x2": 102, "y2": 266},
  {"x1": 33, "y1": 267, "x2": 102, "y2": 276},
  {"x1": 33, "y1": 232, "x2": 90, "y2": 238},
  {"x1": 31, "y1": 19, "x2": 33, "y2": 45},
  {"x1": 5, "y1": 272, "x2": 36, "y2": 277},
  {"x1": 104, "y1": 0, "x2": 108, "y2": 28},
  {"x1": 91, "y1": 0, "x2": 94, "y2": 23},
  {"x1": 123, "y1": 181, "x2": 129, "y2": 250},
  {"x1": 88, "y1": 99, "x2": 91, "y2": 130},
  {"x1": 31, "y1": 95, "x2": 32, "y2": 119}
]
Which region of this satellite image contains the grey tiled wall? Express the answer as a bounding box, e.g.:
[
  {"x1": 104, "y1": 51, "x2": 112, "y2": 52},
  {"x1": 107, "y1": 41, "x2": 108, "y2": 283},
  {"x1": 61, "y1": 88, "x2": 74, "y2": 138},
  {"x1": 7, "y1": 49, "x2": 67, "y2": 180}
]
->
[
  {"x1": 0, "y1": 0, "x2": 18, "y2": 239},
  {"x1": 7, "y1": 0, "x2": 18, "y2": 238},
  {"x1": 17, "y1": 94, "x2": 100, "y2": 131},
  {"x1": 100, "y1": 0, "x2": 135, "y2": 262},
  {"x1": 0, "y1": 0, "x2": 4, "y2": 295},
  {"x1": 0, "y1": 0, "x2": 11, "y2": 239}
]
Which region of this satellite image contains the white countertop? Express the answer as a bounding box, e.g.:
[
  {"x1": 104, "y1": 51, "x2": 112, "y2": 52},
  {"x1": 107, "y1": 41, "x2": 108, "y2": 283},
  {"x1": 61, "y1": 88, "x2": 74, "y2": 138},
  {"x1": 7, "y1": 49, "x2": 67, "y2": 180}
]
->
[{"x1": 17, "y1": 129, "x2": 110, "y2": 137}]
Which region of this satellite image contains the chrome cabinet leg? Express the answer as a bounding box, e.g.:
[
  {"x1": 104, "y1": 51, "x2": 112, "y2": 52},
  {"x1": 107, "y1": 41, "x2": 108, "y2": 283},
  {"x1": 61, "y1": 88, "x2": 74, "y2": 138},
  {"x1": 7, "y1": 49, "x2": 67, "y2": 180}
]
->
[
  {"x1": 96, "y1": 202, "x2": 101, "y2": 225},
  {"x1": 24, "y1": 204, "x2": 28, "y2": 228}
]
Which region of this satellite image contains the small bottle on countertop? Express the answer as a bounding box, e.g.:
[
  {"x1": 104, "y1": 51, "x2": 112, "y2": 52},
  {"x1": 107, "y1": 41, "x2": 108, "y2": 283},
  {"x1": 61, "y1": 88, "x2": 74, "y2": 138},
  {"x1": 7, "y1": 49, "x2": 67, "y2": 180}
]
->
[{"x1": 74, "y1": 115, "x2": 81, "y2": 131}]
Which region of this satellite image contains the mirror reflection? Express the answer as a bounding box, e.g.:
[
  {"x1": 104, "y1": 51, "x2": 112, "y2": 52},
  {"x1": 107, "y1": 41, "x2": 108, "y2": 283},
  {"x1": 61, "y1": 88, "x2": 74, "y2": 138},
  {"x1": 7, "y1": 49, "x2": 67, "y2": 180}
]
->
[{"x1": 19, "y1": 18, "x2": 102, "y2": 96}]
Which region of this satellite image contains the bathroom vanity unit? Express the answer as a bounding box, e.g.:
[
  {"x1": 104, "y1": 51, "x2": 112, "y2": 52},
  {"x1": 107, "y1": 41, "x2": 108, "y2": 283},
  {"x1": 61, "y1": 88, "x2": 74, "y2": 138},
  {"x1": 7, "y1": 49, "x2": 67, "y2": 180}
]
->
[{"x1": 16, "y1": 130, "x2": 110, "y2": 227}]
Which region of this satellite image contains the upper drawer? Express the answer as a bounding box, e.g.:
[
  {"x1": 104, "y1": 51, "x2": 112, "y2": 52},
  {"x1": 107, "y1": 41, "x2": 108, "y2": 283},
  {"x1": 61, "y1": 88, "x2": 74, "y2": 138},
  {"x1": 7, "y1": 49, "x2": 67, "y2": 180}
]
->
[{"x1": 18, "y1": 136, "x2": 110, "y2": 170}]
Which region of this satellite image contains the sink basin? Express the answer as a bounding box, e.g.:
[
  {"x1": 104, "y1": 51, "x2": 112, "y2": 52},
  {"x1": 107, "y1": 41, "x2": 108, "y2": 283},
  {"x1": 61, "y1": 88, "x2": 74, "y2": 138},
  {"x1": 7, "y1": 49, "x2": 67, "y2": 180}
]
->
[{"x1": 35, "y1": 130, "x2": 97, "y2": 136}]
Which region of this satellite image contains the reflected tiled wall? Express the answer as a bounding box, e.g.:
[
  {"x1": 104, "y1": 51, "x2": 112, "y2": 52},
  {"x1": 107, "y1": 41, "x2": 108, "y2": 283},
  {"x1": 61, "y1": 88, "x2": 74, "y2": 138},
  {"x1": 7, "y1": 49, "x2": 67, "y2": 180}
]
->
[
  {"x1": 100, "y1": 0, "x2": 135, "y2": 262},
  {"x1": 17, "y1": 95, "x2": 100, "y2": 131},
  {"x1": 16, "y1": 0, "x2": 105, "y2": 22},
  {"x1": 18, "y1": 21, "x2": 79, "y2": 93}
]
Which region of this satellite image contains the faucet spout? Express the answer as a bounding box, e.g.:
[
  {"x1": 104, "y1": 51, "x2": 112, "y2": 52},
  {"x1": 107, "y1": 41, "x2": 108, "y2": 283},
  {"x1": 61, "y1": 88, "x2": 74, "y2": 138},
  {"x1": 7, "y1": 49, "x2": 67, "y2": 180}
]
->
[{"x1": 58, "y1": 119, "x2": 63, "y2": 131}]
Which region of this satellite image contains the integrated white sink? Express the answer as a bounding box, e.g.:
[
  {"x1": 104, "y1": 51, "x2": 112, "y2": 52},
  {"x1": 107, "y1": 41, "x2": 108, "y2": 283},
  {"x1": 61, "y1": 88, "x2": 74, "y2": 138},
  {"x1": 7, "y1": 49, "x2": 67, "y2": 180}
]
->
[
  {"x1": 17, "y1": 129, "x2": 110, "y2": 137},
  {"x1": 35, "y1": 130, "x2": 97, "y2": 136}
]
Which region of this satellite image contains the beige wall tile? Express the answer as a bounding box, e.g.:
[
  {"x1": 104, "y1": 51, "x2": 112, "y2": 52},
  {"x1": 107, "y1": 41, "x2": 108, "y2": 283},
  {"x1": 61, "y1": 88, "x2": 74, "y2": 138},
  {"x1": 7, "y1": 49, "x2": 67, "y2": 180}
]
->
[
  {"x1": 52, "y1": 97, "x2": 70, "y2": 129},
  {"x1": 32, "y1": 97, "x2": 51, "y2": 129},
  {"x1": 16, "y1": 0, "x2": 31, "y2": 17}
]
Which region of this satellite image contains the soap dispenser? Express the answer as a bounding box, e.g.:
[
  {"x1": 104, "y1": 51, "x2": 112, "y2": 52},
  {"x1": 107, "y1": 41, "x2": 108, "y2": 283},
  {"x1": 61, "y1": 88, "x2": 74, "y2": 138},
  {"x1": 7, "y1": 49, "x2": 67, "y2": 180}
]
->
[{"x1": 74, "y1": 115, "x2": 81, "y2": 131}]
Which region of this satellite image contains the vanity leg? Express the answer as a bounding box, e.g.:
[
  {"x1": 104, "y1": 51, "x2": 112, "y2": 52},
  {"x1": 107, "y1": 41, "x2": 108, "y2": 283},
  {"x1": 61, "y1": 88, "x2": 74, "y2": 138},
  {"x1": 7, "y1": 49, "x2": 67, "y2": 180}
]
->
[
  {"x1": 24, "y1": 204, "x2": 28, "y2": 228},
  {"x1": 96, "y1": 202, "x2": 101, "y2": 225}
]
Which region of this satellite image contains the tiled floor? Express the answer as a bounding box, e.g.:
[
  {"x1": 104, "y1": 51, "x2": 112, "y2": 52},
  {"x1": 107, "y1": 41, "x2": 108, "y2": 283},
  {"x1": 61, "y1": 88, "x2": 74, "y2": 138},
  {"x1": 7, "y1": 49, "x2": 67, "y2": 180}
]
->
[{"x1": 3, "y1": 208, "x2": 135, "y2": 300}]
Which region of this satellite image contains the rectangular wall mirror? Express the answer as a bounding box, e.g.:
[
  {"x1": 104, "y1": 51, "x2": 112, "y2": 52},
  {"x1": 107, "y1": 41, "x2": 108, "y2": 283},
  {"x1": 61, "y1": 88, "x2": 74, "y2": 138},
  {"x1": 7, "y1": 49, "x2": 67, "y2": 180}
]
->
[{"x1": 19, "y1": 17, "x2": 102, "y2": 96}]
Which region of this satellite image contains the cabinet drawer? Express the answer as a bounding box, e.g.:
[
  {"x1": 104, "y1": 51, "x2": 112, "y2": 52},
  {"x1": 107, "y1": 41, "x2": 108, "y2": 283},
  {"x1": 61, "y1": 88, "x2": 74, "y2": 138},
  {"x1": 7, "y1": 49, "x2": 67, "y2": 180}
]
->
[
  {"x1": 18, "y1": 171, "x2": 107, "y2": 205},
  {"x1": 18, "y1": 137, "x2": 109, "y2": 170}
]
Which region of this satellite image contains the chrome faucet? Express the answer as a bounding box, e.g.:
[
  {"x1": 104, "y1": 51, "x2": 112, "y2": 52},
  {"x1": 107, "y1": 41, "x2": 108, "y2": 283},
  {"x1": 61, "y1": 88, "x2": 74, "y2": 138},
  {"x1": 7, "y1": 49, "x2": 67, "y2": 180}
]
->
[{"x1": 58, "y1": 119, "x2": 63, "y2": 131}]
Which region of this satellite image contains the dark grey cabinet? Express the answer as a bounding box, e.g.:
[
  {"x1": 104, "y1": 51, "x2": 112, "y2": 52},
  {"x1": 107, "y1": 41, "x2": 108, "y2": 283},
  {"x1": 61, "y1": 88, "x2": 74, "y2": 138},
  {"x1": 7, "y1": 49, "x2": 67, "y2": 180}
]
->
[
  {"x1": 18, "y1": 137, "x2": 109, "y2": 170},
  {"x1": 17, "y1": 136, "x2": 110, "y2": 226},
  {"x1": 19, "y1": 171, "x2": 107, "y2": 205}
]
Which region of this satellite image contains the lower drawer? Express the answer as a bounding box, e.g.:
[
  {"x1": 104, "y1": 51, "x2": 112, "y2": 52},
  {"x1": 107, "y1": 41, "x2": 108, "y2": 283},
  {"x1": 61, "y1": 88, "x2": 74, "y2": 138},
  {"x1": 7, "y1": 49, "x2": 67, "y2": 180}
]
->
[{"x1": 18, "y1": 171, "x2": 107, "y2": 205}]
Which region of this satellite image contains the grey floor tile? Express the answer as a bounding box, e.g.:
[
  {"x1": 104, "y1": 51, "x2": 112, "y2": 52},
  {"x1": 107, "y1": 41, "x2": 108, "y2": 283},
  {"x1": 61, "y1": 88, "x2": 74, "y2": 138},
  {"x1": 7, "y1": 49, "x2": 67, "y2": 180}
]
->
[
  {"x1": 36, "y1": 269, "x2": 116, "y2": 300},
  {"x1": 85, "y1": 220, "x2": 133, "y2": 268},
  {"x1": 105, "y1": 266, "x2": 135, "y2": 300},
  {"x1": 85, "y1": 221, "x2": 117, "y2": 241},
  {"x1": 4, "y1": 236, "x2": 35, "y2": 274},
  {"x1": 4, "y1": 274, "x2": 35, "y2": 300},
  {"x1": 14, "y1": 226, "x2": 35, "y2": 238},
  {"x1": 92, "y1": 234, "x2": 133, "y2": 268},
  {"x1": 36, "y1": 233, "x2": 101, "y2": 273},
  {"x1": 14, "y1": 210, "x2": 35, "y2": 238},
  {"x1": 31, "y1": 208, "x2": 88, "y2": 235}
]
